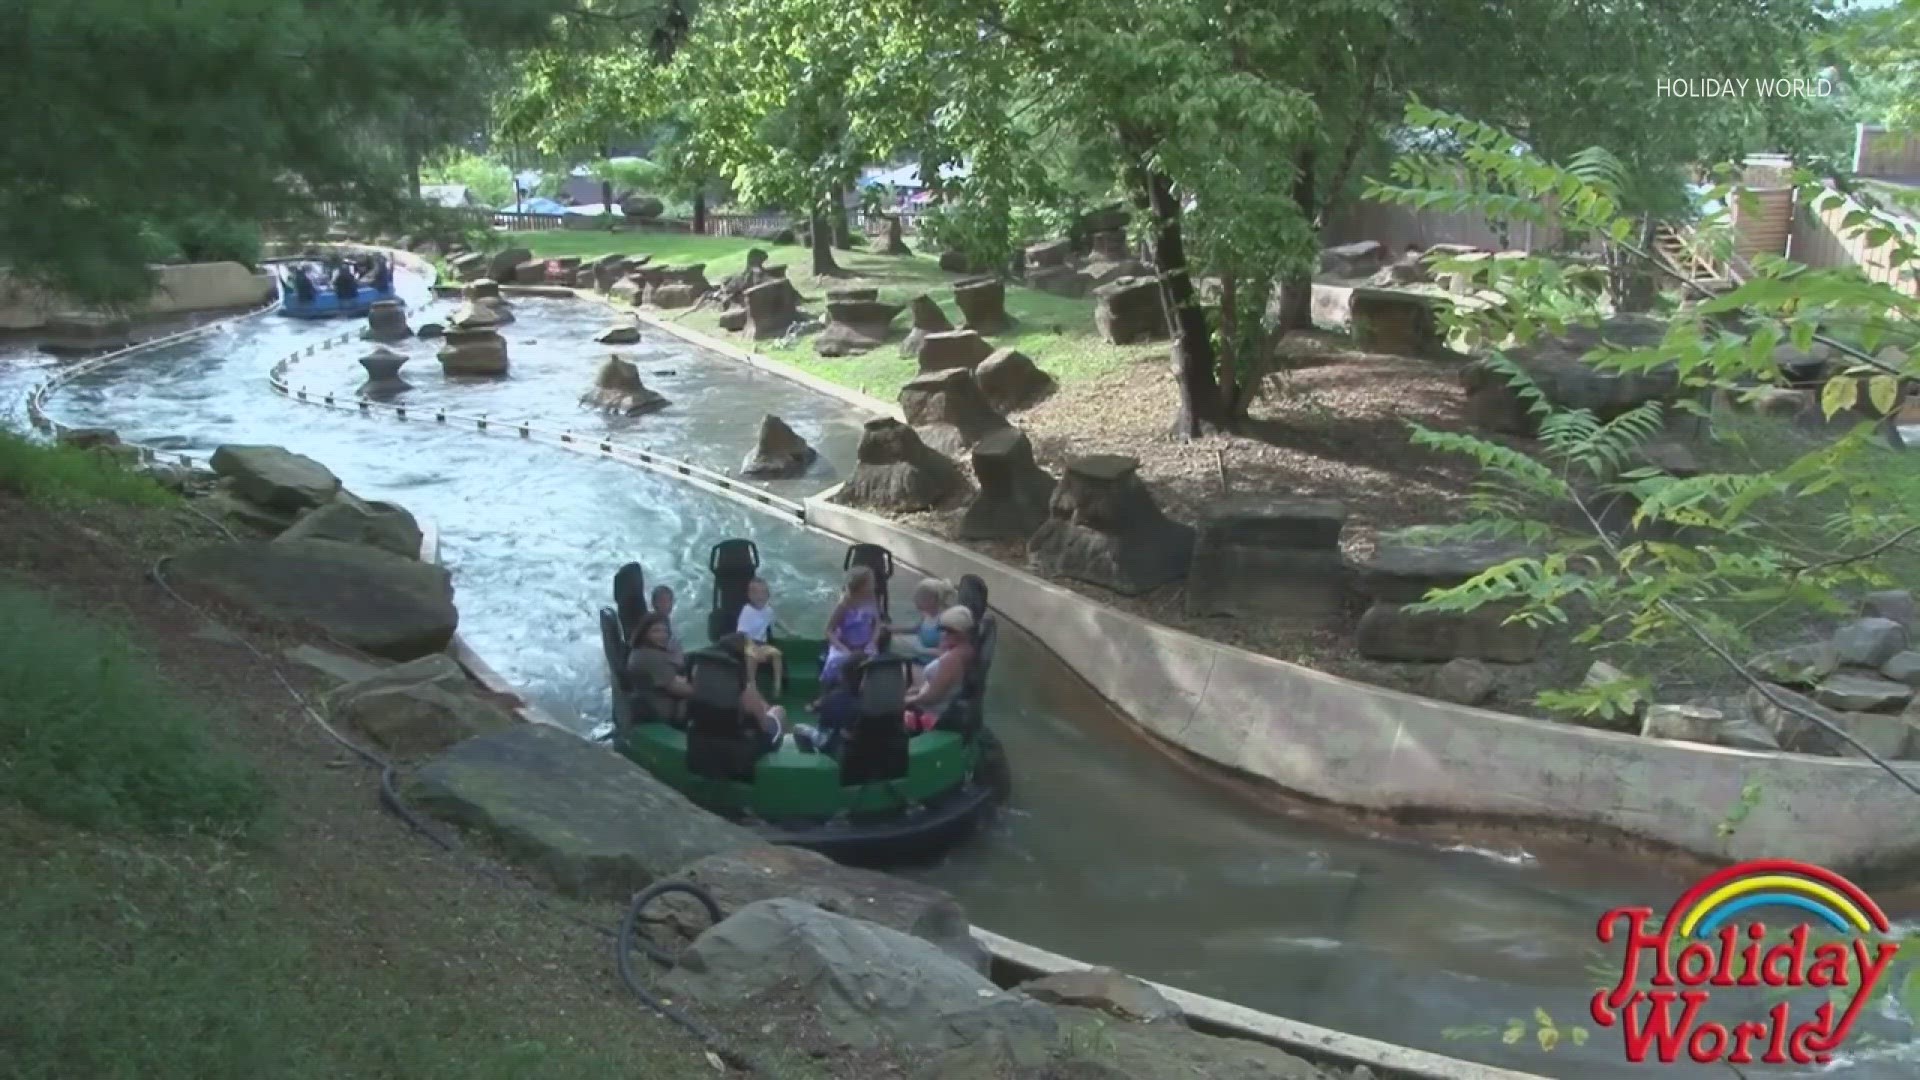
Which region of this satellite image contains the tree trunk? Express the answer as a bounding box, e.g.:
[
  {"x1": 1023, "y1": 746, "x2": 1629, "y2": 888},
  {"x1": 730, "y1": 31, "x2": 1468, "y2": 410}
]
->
[
  {"x1": 1218, "y1": 272, "x2": 1240, "y2": 415},
  {"x1": 1275, "y1": 145, "x2": 1319, "y2": 331},
  {"x1": 809, "y1": 203, "x2": 841, "y2": 275},
  {"x1": 830, "y1": 185, "x2": 853, "y2": 250},
  {"x1": 602, "y1": 180, "x2": 616, "y2": 232},
  {"x1": 1143, "y1": 169, "x2": 1225, "y2": 439},
  {"x1": 692, "y1": 190, "x2": 707, "y2": 235},
  {"x1": 405, "y1": 139, "x2": 422, "y2": 203}
]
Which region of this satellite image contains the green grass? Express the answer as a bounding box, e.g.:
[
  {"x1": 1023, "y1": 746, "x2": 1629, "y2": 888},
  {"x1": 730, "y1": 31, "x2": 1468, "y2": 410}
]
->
[
  {"x1": 0, "y1": 581, "x2": 268, "y2": 838},
  {"x1": 517, "y1": 229, "x2": 1159, "y2": 401},
  {"x1": 0, "y1": 429, "x2": 177, "y2": 509}
]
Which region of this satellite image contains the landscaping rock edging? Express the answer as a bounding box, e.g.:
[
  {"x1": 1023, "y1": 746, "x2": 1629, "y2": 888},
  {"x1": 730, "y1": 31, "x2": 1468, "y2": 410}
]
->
[{"x1": 801, "y1": 494, "x2": 1920, "y2": 875}]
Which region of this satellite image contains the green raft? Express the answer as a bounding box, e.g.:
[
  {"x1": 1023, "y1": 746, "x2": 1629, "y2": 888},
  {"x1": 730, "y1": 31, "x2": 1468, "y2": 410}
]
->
[{"x1": 600, "y1": 539, "x2": 1006, "y2": 865}]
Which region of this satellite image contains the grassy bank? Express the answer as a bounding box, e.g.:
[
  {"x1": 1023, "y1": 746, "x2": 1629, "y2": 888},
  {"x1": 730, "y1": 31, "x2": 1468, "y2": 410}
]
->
[
  {"x1": 0, "y1": 431, "x2": 882, "y2": 1079},
  {"x1": 518, "y1": 228, "x2": 1161, "y2": 401}
]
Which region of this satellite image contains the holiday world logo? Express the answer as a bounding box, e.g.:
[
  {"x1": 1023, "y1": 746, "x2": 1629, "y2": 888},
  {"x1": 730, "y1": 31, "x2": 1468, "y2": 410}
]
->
[{"x1": 1590, "y1": 859, "x2": 1899, "y2": 1065}]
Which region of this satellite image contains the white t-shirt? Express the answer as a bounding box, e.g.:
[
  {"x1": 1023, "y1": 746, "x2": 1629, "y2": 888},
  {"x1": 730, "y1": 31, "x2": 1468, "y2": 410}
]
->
[{"x1": 737, "y1": 602, "x2": 775, "y2": 643}]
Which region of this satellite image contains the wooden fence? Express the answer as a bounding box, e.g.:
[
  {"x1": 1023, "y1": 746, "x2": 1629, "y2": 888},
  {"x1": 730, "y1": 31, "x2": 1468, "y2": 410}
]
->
[
  {"x1": 301, "y1": 200, "x2": 923, "y2": 238},
  {"x1": 1788, "y1": 182, "x2": 1920, "y2": 297}
]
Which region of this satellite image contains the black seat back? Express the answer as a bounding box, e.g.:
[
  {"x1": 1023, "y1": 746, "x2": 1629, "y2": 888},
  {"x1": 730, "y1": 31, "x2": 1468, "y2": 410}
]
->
[
  {"x1": 614, "y1": 562, "x2": 648, "y2": 641},
  {"x1": 684, "y1": 648, "x2": 756, "y2": 781},
  {"x1": 845, "y1": 544, "x2": 894, "y2": 618},
  {"x1": 708, "y1": 539, "x2": 760, "y2": 642},
  {"x1": 840, "y1": 654, "x2": 913, "y2": 786},
  {"x1": 600, "y1": 607, "x2": 633, "y2": 731},
  {"x1": 953, "y1": 575, "x2": 994, "y2": 737}
]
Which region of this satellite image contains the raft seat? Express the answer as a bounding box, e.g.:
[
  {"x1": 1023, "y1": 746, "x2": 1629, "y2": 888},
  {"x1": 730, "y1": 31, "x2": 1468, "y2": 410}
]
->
[{"x1": 840, "y1": 655, "x2": 913, "y2": 786}]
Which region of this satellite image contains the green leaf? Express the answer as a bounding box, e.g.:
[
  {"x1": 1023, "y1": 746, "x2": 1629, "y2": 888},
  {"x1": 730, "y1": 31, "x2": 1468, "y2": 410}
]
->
[
  {"x1": 1538, "y1": 1026, "x2": 1561, "y2": 1052},
  {"x1": 1502, "y1": 1020, "x2": 1525, "y2": 1045},
  {"x1": 1822, "y1": 376, "x2": 1860, "y2": 419},
  {"x1": 1533, "y1": 1006, "x2": 1554, "y2": 1029},
  {"x1": 1570, "y1": 1027, "x2": 1590, "y2": 1047},
  {"x1": 1902, "y1": 965, "x2": 1920, "y2": 1024},
  {"x1": 1869, "y1": 375, "x2": 1901, "y2": 415}
]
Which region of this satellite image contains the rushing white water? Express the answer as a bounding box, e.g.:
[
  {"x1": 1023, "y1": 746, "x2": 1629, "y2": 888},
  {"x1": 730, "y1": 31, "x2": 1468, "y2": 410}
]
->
[{"x1": 4, "y1": 276, "x2": 1913, "y2": 1078}]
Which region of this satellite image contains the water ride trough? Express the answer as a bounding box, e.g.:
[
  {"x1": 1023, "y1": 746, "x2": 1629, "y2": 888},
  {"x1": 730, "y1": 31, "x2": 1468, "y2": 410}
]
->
[{"x1": 600, "y1": 539, "x2": 1008, "y2": 866}]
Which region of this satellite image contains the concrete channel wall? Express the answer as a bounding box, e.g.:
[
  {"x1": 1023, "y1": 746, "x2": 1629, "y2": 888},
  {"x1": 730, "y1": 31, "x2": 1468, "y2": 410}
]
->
[
  {"x1": 803, "y1": 496, "x2": 1920, "y2": 875},
  {"x1": 0, "y1": 262, "x2": 273, "y2": 329}
]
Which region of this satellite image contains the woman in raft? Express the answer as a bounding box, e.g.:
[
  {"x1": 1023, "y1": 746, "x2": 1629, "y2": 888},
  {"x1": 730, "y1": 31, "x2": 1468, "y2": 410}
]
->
[
  {"x1": 625, "y1": 612, "x2": 692, "y2": 724},
  {"x1": 902, "y1": 606, "x2": 975, "y2": 734}
]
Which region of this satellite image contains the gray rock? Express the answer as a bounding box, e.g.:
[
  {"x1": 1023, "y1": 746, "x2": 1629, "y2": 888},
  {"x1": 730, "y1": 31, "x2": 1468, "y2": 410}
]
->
[
  {"x1": 1833, "y1": 617, "x2": 1909, "y2": 668},
  {"x1": 953, "y1": 276, "x2": 1012, "y2": 335},
  {"x1": 1353, "y1": 537, "x2": 1537, "y2": 604},
  {"x1": 580, "y1": 356, "x2": 668, "y2": 415},
  {"x1": 744, "y1": 278, "x2": 799, "y2": 340},
  {"x1": 1746, "y1": 686, "x2": 1850, "y2": 755},
  {"x1": 437, "y1": 329, "x2": 510, "y2": 377},
  {"x1": 1583, "y1": 660, "x2": 1647, "y2": 716},
  {"x1": 166, "y1": 539, "x2": 457, "y2": 660},
  {"x1": 1642, "y1": 702, "x2": 1727, "y2": 745},
  {"x1": 663, "y1": 898, "x2": 1056, "y2": 1053},
  {"x1": 408, "y1": 724, "x2": 757, "y2": 899},
  {"x1": 277, "y1": 491, "x2": 424, "y2": 560},
  {"x1": 1864, "y1": 590, "x2": 1917, "y2": 630},
  {"x1": 1092, "y1": 276, "x2": 1169, "y2": 346},
  {"x1": 204, "y1": 481, "x2": 304, "y2": 536},
  {"x1": 832, "y1": 418, "x2": 971, "y2": 513},
  {"x1": 209, "y1": 444, "x2": 342, "y2": 511},
  {"x1": 1350, "y1": 288, "x2": 1445, "y2": 357},
  {"x1": 816, "y1": 299, "x2": 906, "y2": 357},
  {"x1": 1185, "y1": 497, "x2": 1349, "y2": 624},
  {"x1": 1882, "y1": 651, "x2": 1920, "y2": 687},
  {"x1": 974, "y1": 348, "x2": 1056, "y2": 413},
  {"x1": 958, "y1": 428, "x2": 1056, "y2": 542},
  {"x1": 487, "y1": 247, "x2": 531, "y2": 282},
  {"x1": 361, "y1": 299, "x2": 411, "y2": 342},
  {"x1": 1464, "y1": 316, "x2": 1677, "y2": 435},
  {"x1": 653, "y1": 844, "x2": 987, "y2": 972},
  {"x1": 594, "y1": 322, "x2": 641, "y2": 345},
  {"x1": 903, "y1": 294, "x2": 956, "y2": 358},
  {"x1": 917, "y1": 329, "x2": 994, "y2": 372},
  {"x1": 1355, "y1": 602, "x2": 1542, "y2": 664},
  {"x1": 1044, "y1": 1009, "x2": 1329, "y2": 1080},
  {"x1": 416, "y1": 322, "x2": 444, "y2": 340},
  {"x1": 1028, "y1": 455, "x2": 1195, "y2": 597},
  {"x1": 1812, "y1": 672, "x2": 1914, "y2": 713},
  {"x1": 740, "y1": 414, "x2": 818, "y2": 478},
  {"x1": 462, "y1": 278, "x2": 501, "y2": 300},
  {"x1": 899, "y1": 367, "x2": 1012, "y2": 456},
  {"x1": 1835, "y1": 712, "x2": 1918, "y2": 760},
  {"x1": 1431, "y1": 658, "x2": 1496, "y2": 706},
  {"x1": 1018, "y1": 968, "x2": 1182, "y2": 1024},
  {"x1": 1749, "y1": 642, "x2": 1840, "y2": 687},
  {"x1": 1025, "y1": 239, "x2": 1071, "y2": 268},
  {"x1": 325, "y1": 666, "x2": 518, "y2": 755},
  {"x1": 1319, "y1": 241, "x2": 1385, "y2": 277}
]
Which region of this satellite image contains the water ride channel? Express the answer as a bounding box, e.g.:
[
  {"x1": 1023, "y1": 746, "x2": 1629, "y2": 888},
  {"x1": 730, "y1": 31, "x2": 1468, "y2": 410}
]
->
[{"x1": 11, "y1": 257, "x2": 1919, "y2": 1080}]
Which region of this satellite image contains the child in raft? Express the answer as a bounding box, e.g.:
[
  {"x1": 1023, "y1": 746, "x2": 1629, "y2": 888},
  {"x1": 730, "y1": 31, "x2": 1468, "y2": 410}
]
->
[
  {"x1": 735, "y1": 577, "x2": 785, "y2": 697},
  {"x1": 900, "y1": 578, "x2": 957, "y2": 667},
  {"x1": 819, "y1": 565, "x2": 885, "y2": 691}
]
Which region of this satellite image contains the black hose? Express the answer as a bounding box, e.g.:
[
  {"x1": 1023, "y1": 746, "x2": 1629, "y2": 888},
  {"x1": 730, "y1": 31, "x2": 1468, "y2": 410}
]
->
[{"x1": 616, "y1": 881, "x2": 762, "y2": 1073}]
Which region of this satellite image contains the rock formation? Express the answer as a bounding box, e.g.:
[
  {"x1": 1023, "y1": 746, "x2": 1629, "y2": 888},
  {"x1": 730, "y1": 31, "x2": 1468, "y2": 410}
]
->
[
  {"x1": 1350, "y1": 537, "x2": 1545, "y2": 663},
  {"x1": 973, "y1": 348, "x2": 1056, "y2": 413},
  {"x1": 1185, "y1": 498, "x2": 1349, "y2": 624},
  {"x1": 1319, "y1": 241, "x2": 1386, "y2": 279},
  {"x1": 1464, "y1": 315, "x2": 1676, "y2": 436},
  {"x1": 323, "y1": 653, "x2": 517, "y2": 756},
  {"x1": 581, "y1": 355, "x2": 669, "y2": 415},
  {"x1": 1027, "y1": 455, "x2": 1195, "y2": 595},
  {"x1": 902, "y1": 294, "x2": 955, "y2": 358},
  {"x1": 898, "y1": 368, "x2": 1011, "y2": 456},
  {"x1": 642, "y1": 263, "x2": 711, "y2": 308},
  {"x1": 739, "y1": 414, "x2": 818, "y2": 478},
  {"x1": 952, "y1": 276, "x2": 1011, "y2": 334},
  {"x1": 437, "y1": 328, "x2": 510, "y2": 377},
  {"x1": 743, "y1": 278, "x2": 800, "y2": 340},
  {"x1": 450, "y1": 252, "x2": 488, "y2": 281},
  {"x1": 361, "y1": 299, "x2": 412, "y2": 342},
  {"x1": 462, "y1": 278, "x2": 502, "y2": 301},
  {"x1": 487, "y1": 247, "x2": 532, "y2": 282},
  {"x1": 209, "y1": 444, "x2": 342, "y2": 511},
  {"x1": 916, "y1": 329, "x2": 992, "y2": 373},
  {"x1": 449, "y1": 297, "x2": 512, "y2": 328},
  {"x1": 416, "y1": 322, "x2": 444, "y2": 339},
  {"x1": 595, "y1": 321, "x2": 642, "y2": 345},
  {"x1": 1093, "y1": 276, "x2": 1170, "y2": 345},
  {"x1": 826, "y1": 287, "x2": 879, "y2": 302},
  {"x1": 877, "y1": 216, "x2": 912, "y2": 256},
  {"x1": 831, "y1": 417, "x2": 970, "y2": 512},
  {"x1": 1349, "y1": 288, "x2": 1446, "y2": 357},
  {"x1": 958, "y1": 428, "x2": 1055, "y2": 541},
  {"x1": 816, "y1": 299, "x2": 905, "y2": 357},
  {"x1": 278, "y1": 490, "x2": 424, "y2": 560},
  {"x1": 357, "y1": 346, "x2": 411, "y2": 397}
]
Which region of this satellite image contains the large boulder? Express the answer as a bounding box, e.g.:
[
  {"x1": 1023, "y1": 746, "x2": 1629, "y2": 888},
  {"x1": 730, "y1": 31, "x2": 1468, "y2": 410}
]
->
[
  {"x1": 450, "y1": 252, "x2": 488, "y2": 281},
  {"x1": 512, "y1": 259, "x2": 547, "y2": 285},
  {"x1": 744, "y1": 278, "x2": 800, "y2": 340},
  {"x1": 581, "y1": 355, "x2": 669, "y2": 415},
  {"x1": 974, "y1": 348, "x2": 1056, "y2": 413},
  {"x1": 739, "y1": 414, "x2": 818, "y2": 478},
  {"x1": 487, "y1": 247, "x2": 532, "y2": 282},
  {"x1": 462, "y1": 278, "x2": 502, "y2": 301},
  {"x1": 621, "y1": 196, "x2": 665, "y2": 219},
  {"x1": 595, "y1": 321, "x2": 642, "y2": 345},
  {"x1": 958, "y1": 428, "x2": 1056, "y2": 542},
  {"x1": 1353, "y1": 536, "x2": 1539, "y2": 603},
  {"x1": 1026, "y1": 264, "x2": 1092, "y2": 298},
  {"x1": 1834, "y1": 617, "x2": 1910, "y2": 668},
  {"x1": 917, "y1": 329, "x2": 993, "y2": 373},
  {"x1": 1028, "y1": 455, "x2": 1195, "y2": 596},
  {"x1": 277, "y1": 490, "x2": 424, "y2": 560},
  {"x1": 165, "y1": 539, "x2": 457, "y2": 660},
  {"x1": 1017, "y1": 968, "x2": 1182, "y2": 1025},
  {"x1": 1093, "y1": 276, "x2": 1170, "y2": 346},
  {"x1": 903, "y1": 294, "x2": 956, "y2": 358},
  {"x1": 898, "y1": 368, "x2": 1012, "y2": 456},
  {"x1": 361, "y1": 299, "x2": 412, "y2": 343},
  {"x1": 407, "y1": 724, "x2": 758, "y2": 898},
  {"x1": 1185, "y1": 497, "x2": 1349, "y2": 624},
  {"x1": 1355, "y1": 602, "x2": 1543, "y2": 663},
  {"x1": 816, "y1": 299, "x2": 906, "y2": 357},
  {"x1": 449, "y1": 298, "x2": 512, "y2": 329},
  {"x1": 651, "y1": 844, "x2": 987, "y2": 971},
  {"x1": 437, "y1": 328, "x2": 510, "y2": 377},
  {"x1": 610, "y1": 276, "x2": 645, "y2": 305},
  {"x1": 662, "y1": 899, "x2": 1055, "y2": 1053},
  {"x1": 1464, "y1": 316, "x2": 1677, "y2": 435},
  {"x1": 1319, "y1": 240, "x2": 1386, "y2": 278},
  {"x1": 643, "y1": 263, "x2": 711, "y2": 307},
  {"x1": 1025, "y1": 239, "x2": 1072, "y2": 269},
  {"x1": 953, "y1": 276, "x2": 1012, "y2": 335},
  {"x1": 831, "y1": 417, "x2": 970, "y2": 512},
  {"x1": 209, "y1": 444, "x2": 341, "y2": 511},
  {"x1": 1349, "y1": 288, "x2": 1446, "y2": 357},
  {"x1": 357, "y1": 346, "x2": 411, "y2": 398},
  {"x1": 324, "y1": 655, "x2": 517, "y2": 755}
]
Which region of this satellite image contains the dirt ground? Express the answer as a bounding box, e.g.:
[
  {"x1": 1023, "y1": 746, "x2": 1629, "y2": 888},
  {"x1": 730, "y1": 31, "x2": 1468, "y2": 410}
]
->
[
  {"x1": 902, "y1": 333, "x2": 1595, "y2": 714},
  {"x1": 0, "y1": 488, "x2": 914, "y2": 1079}
]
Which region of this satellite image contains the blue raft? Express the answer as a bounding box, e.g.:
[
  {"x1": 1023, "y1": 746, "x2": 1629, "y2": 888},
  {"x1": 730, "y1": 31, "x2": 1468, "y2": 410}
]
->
[{"x1": 277, "y1": 282, "x2": 402, "y2": 320}]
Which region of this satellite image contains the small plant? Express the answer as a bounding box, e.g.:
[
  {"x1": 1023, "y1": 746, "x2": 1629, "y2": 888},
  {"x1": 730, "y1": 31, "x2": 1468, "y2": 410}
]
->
[
  {"x1": 1444, "y1": 1008, "x2": 1590, "y2": 1052},
  {"x1": 1716, "y1": 780, "x2": 1763, "y2": 838},
  {"x1": 0, "y1": 430, "x2": 177, "y2": 509}
]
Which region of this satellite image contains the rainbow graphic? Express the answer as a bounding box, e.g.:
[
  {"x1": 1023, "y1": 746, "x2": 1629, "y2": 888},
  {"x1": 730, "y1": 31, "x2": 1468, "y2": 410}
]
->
[{"x1": 1661, "y1": 859, "x2": 1891, "y2": 939}]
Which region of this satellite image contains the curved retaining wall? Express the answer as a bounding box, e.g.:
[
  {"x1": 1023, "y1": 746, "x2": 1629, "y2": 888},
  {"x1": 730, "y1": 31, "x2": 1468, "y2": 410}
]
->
[
  {"x1": 803, "y1": 496, "x2": 1920, "y2": 875},
  {"x1": 1, "y1": 261, "x2": 274, "y2": 330}
]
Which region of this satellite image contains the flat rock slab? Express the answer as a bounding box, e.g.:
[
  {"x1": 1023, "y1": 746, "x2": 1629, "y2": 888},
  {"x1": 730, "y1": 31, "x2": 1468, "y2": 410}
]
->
[
  {"x1": 1354, "y1": 537, "x2": 1538, "y2": 603},
  {"x1": 167, "y1": 538, "x2": 457, "y2": 660},
  {"x1": 406, "y1": 724, "x2": 758, "y2": 899},
  {"x1": 655, "y1": 843, "x2": 988, "y2": 971}
]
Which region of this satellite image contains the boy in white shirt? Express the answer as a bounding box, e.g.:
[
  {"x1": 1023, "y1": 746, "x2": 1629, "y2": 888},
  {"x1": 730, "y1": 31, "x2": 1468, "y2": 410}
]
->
[{"x1": 736, "y1": 577, "x2": 785, "y2": 697}]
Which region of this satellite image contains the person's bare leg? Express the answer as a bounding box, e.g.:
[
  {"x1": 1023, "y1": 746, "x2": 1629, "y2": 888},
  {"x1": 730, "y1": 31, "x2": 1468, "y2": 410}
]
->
[
  {"x1": 743, "y1": 649, "x2": 762, "y2": 693},
  {"x1": 770, "y1": 650, "x2": 785, "y2": 697}
]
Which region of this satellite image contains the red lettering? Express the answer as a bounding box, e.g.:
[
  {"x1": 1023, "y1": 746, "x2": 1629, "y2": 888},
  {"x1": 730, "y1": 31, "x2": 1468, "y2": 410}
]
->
[
  {"x1": 1598, "y1": 907, "x2": 1672, "y2": 1012},
  {"x1": 1677, "y1": 942, "x2": 1717, "y2": 984},
  {"x1": 1737, "y1": 923, "x2": 1764, "y2": 986},
  {"x1": 1760, "y1": 924, "x2": 1804, "y2": 986},
  {"x1": 1712, "y1": 925, "x2": 1739, "y2": 985},
  {"x1": 1727, "y1": 1020, "x2": 1767, "y2": 1063},
  {"x1": 1807, "y1": 942, "x2": 1850, "y2": 986},
  {"x1": 1788, "y1": 1003, "x2": 1837, "y2": 1064},
  {"x1": 1762, "y1": 1002, "x2": 1790, "y2": 1064},
  {"x1": 1617, "y1": 990, "x2": 1709, "y2": 1063},
  {"x1": 1687, "y1": 1022, "x2": 1730, "y2": 1062}
]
